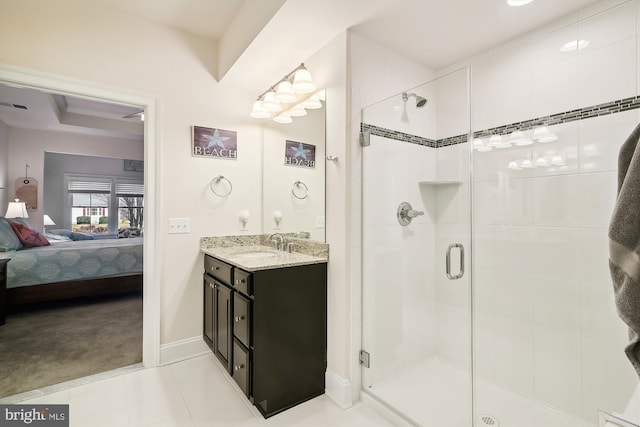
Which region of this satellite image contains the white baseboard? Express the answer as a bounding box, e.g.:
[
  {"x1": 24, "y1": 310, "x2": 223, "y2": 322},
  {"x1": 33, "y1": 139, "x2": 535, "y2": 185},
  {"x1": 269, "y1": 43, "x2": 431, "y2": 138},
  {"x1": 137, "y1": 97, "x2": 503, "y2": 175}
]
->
[
  {"x1": 159, "y1": 336, "x2": 210, "y2": 365},
  {"x1": 325, "y1": 369, "x2": 353, "y2": 409}
]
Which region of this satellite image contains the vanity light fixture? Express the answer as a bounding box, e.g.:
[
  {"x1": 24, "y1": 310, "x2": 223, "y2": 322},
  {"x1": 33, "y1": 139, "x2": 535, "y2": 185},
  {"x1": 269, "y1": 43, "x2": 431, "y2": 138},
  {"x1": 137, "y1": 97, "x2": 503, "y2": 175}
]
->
[
  {"x1": 273, "y1": 112, "x2": 293, "y2": 124},
  {"x1": 510, "y1": 130, "x2": 534, "y2": 146},
  {"x1": 288, "y1": 104, "x2": 308, "y2": 117},
  {"x1": 250, "y1": 63, "x2": 321, "y2": 124},
  {"x1": 487, "y1": 134, "x2": 512, "y2": 149},
  {"x1": 532, "y1": 126, "x2": 558, "y2": 142},
  {"x1": 250, "y1": 100, "x2": 270, "y2": 119},
  {"x1": 507, "y1": 161, "x2": 521, "y2": 170},
  {"x1": 300, "y1": 93, "x2": 323, "y2": 109},
  {"x1": 274, "y1": 80, "x2": 297, "y2": 103},
  {"x1": 261, "y1": 91, "x2": 282, "y2": 112},
  {"x1": 535, "y1": 157, "x2": 548, "y2": 167}
]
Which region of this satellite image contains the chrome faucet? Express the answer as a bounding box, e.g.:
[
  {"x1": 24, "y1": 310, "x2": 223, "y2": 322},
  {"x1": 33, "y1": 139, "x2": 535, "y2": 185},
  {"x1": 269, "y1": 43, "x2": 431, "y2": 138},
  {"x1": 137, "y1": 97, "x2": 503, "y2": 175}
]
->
[{"x1": 269, "y1": 233, "x2": 285, "y2": 251}]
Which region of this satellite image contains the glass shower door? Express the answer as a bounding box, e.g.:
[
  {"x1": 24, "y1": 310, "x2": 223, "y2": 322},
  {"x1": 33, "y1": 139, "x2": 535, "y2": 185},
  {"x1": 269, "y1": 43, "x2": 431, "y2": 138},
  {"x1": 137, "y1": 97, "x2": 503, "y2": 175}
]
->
[{"x1": 360, "y1": 67, "x2": 472, "y2": 426}]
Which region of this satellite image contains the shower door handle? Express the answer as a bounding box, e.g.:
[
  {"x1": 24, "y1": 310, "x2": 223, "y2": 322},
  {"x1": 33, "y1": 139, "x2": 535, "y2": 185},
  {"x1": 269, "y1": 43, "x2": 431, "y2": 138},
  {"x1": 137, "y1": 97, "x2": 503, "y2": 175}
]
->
[{"x1": 446, "y1": 243, "x2": 464, "y2": 280}]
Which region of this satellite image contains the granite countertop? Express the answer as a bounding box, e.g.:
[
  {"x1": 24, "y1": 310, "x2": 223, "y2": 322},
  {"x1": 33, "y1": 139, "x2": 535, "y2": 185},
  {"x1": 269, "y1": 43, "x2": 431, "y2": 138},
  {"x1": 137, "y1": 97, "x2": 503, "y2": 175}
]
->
[{"x1": 200, "y1": 234, "x2": 328, "y2": 272}]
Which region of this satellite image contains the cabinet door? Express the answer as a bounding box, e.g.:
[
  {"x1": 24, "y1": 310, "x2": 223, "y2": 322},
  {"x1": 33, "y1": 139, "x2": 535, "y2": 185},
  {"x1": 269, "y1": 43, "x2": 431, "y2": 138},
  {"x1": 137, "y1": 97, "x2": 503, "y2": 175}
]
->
[
  {"x1": 203, "y1": 275, "x2": 215, "y2": 349},
  {"x1": 214, "y1": 281, "x2": 233, "y2": 373},
  {"x1": 233, "y1": 292, "x2": 251, "y2": 348}
]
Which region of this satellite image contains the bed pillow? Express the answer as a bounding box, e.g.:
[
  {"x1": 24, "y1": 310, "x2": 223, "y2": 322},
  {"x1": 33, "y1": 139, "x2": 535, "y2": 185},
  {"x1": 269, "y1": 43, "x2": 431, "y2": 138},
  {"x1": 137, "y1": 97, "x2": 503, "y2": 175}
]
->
[
  {"x1": 9, "y1": 222, "x2": 50, "y2": 248},
  {"x1": 44, "y1": 232, "x2": 72, "y2": 243},
  {"x1": 47, "y1": 228, "x2": 72, "y2": 238},
  {"x1": 47, "y1": 229, "x2": 94, "y2": 241},
  {"x1": 0, "y1": 217, "x2": 22, "y2": 251},
  {"x1": 70, "y1": 231, "x2": 94, "y2": 241}
]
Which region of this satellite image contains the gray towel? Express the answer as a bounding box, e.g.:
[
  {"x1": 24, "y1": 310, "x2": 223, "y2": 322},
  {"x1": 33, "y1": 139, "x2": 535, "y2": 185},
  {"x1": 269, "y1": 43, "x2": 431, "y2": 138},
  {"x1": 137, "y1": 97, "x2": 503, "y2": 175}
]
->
[{"x1": 609, "y1": 121, "x2": 640, "y2": 379}]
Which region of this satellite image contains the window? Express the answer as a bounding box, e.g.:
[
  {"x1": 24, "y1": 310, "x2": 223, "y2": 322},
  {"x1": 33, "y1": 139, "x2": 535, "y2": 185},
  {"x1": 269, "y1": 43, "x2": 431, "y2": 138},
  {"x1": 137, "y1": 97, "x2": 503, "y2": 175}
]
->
[
  {"x1": 66, "y1": 175, "x2": 143, "y2": 237},
  {"x1": 116, "y1": 182, "x2": 144, "y2": 237}
]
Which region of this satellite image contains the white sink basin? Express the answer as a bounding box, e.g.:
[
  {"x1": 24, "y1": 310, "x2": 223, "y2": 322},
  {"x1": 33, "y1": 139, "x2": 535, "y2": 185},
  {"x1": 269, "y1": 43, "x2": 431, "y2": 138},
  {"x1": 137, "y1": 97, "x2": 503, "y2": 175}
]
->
[{"x1": 236, "y1": 251, "x2": 279, "y2": 259}]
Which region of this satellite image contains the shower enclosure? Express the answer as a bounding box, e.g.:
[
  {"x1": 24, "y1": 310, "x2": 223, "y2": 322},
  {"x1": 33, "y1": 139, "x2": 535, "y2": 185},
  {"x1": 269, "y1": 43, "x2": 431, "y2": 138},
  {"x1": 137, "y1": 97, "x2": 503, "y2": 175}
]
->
[{"x1": 361, "y1": 64, "x2": 640, "y2": 427}]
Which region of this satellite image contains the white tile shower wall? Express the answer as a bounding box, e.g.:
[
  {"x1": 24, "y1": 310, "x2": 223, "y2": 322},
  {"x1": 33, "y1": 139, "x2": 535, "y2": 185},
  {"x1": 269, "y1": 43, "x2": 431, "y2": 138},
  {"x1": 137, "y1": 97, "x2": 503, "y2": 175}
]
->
[
  {"x1": 361, "y1": 134, "x2": 438, "y2": 386},
  {"x1": 471, "y1": 1, "x2": 640, "y2": 422}
]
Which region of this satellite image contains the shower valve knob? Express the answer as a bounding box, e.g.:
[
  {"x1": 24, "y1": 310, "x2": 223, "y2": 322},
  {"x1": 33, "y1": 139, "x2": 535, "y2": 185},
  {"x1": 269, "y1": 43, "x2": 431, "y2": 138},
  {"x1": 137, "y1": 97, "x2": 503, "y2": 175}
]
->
[{"x1": 397, "y1": 202, "x2": 423, "y2": 226}]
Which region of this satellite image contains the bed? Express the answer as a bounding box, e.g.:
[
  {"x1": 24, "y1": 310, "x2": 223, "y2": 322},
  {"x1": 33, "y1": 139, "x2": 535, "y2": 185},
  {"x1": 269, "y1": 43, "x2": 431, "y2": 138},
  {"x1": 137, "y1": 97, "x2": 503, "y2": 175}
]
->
[{"x1": 0, "y1": 218, "x2": 143, "y2": 319}]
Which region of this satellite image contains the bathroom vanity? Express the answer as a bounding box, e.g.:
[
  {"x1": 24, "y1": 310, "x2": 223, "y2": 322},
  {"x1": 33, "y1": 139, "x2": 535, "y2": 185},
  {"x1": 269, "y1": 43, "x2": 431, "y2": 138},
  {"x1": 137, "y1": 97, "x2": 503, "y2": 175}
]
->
[{"x1": 201, "y1": 235, "x2": 328, "y2": 418}]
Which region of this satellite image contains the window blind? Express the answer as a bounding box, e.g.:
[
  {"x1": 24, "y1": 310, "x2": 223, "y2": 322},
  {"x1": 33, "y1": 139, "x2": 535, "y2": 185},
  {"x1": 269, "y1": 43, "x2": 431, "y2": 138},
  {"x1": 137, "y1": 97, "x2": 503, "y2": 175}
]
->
[
  {"x1": 115, "y1": 183, "x2": 144, "y2": 197},
  {"x1": 67, "y1": 179, "x2": 111, "y2": 193}
]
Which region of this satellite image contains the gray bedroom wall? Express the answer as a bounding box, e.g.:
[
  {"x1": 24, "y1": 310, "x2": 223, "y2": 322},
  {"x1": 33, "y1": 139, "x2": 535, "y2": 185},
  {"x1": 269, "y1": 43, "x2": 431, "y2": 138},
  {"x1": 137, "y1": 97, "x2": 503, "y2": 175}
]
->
[
  {"x1": 0, "y1": 121, "x2": 8, "y2": 213},
  {"x1": 43, "y1": 152, "x2": 143, "y2": 230}
]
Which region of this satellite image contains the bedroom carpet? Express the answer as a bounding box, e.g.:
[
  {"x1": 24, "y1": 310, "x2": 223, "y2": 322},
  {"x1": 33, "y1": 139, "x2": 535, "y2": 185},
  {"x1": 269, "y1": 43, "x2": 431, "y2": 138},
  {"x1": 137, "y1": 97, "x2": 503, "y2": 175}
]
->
[{"x1": 0, "y1": 291, "x2": 142, "y2": 398}]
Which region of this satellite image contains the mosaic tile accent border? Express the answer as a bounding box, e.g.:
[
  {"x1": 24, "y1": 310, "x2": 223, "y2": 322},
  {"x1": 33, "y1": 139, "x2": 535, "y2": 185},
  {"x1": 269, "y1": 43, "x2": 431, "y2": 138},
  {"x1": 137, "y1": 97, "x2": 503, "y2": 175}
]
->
[
  {"x1": 360, "y1": 123, "x2": 437, "y2": 148},
  {"x1": 474, "y1": 95, "x2": 640, "y2": 139},
  {"x1": 362, "y1": 95, "x2": 640, "y2": 148}
]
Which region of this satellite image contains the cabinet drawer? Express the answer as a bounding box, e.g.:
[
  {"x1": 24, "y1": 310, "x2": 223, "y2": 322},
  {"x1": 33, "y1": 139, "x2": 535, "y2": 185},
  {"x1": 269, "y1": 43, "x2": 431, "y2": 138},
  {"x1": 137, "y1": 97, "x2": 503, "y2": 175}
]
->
[
  {"x1": 234, "y1": 269, "x2": 252, "y2": 296},
  {"x1": 233, "y1": 339, "x2": 250, "y2": 397},
  {"x1": 204, "y1": 255, "x2": 232, "y2": 285},
  {"x1": 233, "y1": 293, "x2": 251, "y2": 347}
]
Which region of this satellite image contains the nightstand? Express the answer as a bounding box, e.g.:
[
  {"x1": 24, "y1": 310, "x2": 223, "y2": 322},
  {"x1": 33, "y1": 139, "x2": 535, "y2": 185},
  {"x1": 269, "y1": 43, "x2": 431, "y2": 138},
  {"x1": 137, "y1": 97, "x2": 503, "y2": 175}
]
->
[{"x1": 0, "y1": 259, "x2": 8, "y2": 325}]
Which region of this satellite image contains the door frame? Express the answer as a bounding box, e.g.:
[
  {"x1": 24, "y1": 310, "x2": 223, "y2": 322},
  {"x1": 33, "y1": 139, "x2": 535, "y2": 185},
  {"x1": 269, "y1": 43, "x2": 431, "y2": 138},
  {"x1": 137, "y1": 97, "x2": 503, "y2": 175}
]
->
[{"x1": 0, "y1": 63, "x2": 161, "y2": 367}]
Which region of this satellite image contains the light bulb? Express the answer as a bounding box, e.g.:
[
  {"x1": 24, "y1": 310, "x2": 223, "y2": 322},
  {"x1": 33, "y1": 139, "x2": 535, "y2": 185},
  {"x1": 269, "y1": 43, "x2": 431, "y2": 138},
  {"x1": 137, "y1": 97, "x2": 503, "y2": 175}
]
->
[
  {"x1": 274, "y1": 80, "x2": 297, "y2": 103},
  {"x1": 300, "y1": 94, "x2": 322, "y2": 109},
  {"x1": 288, "y1": 104, "x2": 307, "y2": 117},
  {"x1": 261, "y1": 91, "x2": 282, "y2": 112},
  {"x1": 273, "y1": 112, "x2": 292, "y2": 124},
  {"x1": 507, "y1": 161, "x2": 521, "y2": 170},
  {"x1": 291, "y1": 66, "x2": 316, "y2": 94},
  {"x1": 250, "y1": 100, "x2": 270, "y2": 118}
]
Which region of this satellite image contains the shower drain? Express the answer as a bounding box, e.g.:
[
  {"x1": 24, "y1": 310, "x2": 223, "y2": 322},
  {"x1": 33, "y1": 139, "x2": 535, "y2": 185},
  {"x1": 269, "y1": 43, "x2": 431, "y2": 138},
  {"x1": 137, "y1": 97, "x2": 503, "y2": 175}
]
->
[{"x1": 478, "y1": 414, "x2": 501, "y2": 426}]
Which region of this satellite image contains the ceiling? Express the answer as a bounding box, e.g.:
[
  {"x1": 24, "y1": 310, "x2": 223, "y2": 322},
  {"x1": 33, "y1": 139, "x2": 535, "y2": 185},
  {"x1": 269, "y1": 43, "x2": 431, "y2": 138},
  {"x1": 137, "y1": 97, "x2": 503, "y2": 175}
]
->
[
  {"x1": 105, "y1": 0, "x2": 604, "y2": 70},
  {"x1": 0, "y1": 0, "x2": 603, "y2": 138}
]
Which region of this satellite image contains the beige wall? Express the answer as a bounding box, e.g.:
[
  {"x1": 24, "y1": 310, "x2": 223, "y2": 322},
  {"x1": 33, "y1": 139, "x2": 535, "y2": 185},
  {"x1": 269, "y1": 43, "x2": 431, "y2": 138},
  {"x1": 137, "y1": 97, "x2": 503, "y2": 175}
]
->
[
  {"x1": 0, "y1": 0, "x2": 262, "y2": 345},
  {"x1": 0, "y1": 1, "x2": 357, "y2": 393}
]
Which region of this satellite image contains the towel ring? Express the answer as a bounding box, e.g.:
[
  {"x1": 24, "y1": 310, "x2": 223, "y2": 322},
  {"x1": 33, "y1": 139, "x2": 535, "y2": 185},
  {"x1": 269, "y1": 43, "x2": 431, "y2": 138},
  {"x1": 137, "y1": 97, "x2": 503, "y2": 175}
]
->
[
  {"x1": 210, "y1": 175, "x2": 232, "y2": 197},
  {"x1": 291, "y1": 180, "x2": 309, "y2": 200}
]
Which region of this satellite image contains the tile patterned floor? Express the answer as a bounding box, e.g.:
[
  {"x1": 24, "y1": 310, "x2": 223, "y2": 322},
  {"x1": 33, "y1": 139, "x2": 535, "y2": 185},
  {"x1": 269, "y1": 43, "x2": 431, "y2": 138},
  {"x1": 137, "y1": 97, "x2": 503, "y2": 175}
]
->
[{"x1": 3, "y1": 354, "x2": 396, "y2": 427}]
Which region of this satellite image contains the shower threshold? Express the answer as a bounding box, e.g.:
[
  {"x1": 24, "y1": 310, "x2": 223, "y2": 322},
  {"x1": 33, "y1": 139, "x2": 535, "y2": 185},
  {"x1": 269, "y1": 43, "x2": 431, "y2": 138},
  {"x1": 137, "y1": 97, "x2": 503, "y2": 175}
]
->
[{"x1": 365, "y1": 357, "x2": 593, "y2": 427}]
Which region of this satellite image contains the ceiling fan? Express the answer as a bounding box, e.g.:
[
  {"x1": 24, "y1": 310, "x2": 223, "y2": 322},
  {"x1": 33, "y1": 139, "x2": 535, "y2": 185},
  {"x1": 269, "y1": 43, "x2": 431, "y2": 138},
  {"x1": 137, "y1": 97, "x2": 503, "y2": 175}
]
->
[{"x1": 122, "y1": 110, "x2": 144, "y2": 121}]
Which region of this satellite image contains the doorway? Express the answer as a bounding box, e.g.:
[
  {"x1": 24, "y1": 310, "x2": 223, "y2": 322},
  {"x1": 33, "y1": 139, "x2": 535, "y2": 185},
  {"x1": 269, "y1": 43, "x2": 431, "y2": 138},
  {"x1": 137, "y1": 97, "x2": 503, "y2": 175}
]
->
[{"x1": 0, "y1": 65, "x2": 159, "y2": 396}]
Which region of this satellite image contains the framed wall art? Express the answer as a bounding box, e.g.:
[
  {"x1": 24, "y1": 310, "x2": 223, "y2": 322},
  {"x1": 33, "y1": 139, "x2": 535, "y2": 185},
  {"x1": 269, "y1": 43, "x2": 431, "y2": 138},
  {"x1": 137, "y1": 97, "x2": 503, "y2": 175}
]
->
[
  {"x1": 284, "y1": 140, "x2": 315, "y2": 168},
  {"x1": 192, "y1": 126, "x2": 238, "y2": 160}
]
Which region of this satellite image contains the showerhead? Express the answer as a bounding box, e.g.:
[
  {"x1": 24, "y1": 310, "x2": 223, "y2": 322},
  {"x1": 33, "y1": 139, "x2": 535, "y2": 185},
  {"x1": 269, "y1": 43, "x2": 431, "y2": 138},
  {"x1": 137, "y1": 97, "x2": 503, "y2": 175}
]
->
[{"x1": 402, "y1": 92, "x2": 427, "y2": 108}]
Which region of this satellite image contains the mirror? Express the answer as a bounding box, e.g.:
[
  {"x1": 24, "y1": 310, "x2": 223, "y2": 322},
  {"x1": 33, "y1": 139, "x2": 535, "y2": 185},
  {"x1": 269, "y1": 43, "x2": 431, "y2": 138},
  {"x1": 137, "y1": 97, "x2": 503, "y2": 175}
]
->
[{"x1": 262, "y1": 92, "x2": 325, "y2": 242}]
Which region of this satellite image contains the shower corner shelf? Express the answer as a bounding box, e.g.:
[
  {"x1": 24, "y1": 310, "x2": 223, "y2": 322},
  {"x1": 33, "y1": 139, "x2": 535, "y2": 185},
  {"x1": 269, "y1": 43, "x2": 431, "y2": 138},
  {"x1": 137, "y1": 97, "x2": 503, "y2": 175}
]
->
[{"x1": 418, "y1": 180, "x2": 462, "y2": 186}]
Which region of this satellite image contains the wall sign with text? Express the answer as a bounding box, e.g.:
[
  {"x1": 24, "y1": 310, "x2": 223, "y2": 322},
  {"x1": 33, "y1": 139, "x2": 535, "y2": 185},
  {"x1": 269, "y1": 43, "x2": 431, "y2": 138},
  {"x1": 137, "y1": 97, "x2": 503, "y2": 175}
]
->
[
  {"x1": 192, "y1": 126, "x2": 238, "y2": 160},
  {"x1": 284, "y1": 140, "x2": 315, "y2": 168}
]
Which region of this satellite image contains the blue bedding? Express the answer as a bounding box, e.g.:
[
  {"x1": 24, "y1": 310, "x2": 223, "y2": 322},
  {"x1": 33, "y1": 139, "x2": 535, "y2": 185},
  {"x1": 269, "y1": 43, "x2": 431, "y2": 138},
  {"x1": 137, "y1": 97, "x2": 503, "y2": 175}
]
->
[{"x1": 0, "y1": 237, "x2": 143, "y2": 289}]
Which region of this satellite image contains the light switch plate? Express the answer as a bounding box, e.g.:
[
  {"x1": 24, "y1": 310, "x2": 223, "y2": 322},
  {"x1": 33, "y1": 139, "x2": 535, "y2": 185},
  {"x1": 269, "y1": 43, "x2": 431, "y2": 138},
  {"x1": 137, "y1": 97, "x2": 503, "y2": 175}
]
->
[
  {"x1": 315, "y1": 216, "x2": 325, "y2": 228},
  {"x1": 168, "y1": 218, "x2": 190, "y2": 234}
]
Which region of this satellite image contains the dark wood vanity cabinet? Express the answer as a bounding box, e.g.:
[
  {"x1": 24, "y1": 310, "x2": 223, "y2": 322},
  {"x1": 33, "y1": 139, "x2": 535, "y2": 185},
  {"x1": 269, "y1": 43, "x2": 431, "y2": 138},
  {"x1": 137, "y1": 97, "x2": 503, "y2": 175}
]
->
[
  {"x1": 203, "y1": 254, "x2": 327, "y2": 418},
  {"x1": 203, "y1": 255, "x2": 234, "y2": 373}
]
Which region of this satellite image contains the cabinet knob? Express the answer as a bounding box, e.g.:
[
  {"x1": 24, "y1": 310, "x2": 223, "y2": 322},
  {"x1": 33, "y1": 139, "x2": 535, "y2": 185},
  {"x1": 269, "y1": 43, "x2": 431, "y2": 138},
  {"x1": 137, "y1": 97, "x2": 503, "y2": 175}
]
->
[
  {"x1": 236, "y1": 278, "x2": 246, "y2": 284},
  {"x1": 235, "y1": 315, "x2": 245, "y2": 322},
  {"x1": 211, "y1": 266, "x2": 220, "y2": 271},
  {"x1": 209, "y1": 283, "x2": 214, "y2": 289},
  {"x1": 234, "y1": 364, "x2": 244, "y2": 371}
]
